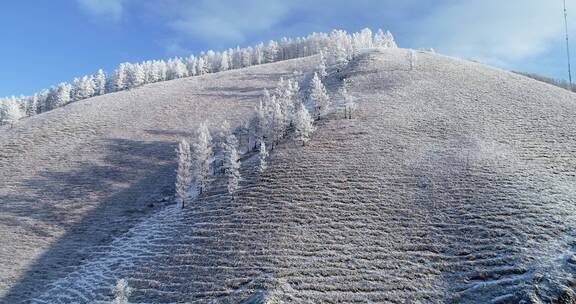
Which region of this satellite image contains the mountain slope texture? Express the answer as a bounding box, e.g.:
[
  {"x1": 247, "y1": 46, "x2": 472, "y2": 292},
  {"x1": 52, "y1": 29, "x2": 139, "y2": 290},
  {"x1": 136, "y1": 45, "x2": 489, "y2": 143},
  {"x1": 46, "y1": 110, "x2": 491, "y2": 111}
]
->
[{"x1": 2, "y1": 49, "x2": 576, "y2": 303}]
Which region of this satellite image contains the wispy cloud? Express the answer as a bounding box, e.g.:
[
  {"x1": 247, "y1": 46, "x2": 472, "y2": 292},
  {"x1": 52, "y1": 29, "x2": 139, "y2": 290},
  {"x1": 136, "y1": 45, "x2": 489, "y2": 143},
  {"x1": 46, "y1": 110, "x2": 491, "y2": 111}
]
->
[
  {"x1": 77, "y1": 0, "x2": 124, "y2": 22},
  {"x1": 140, "y1": 0, "x2": 417, "y2": 54},
  {"x1": 412, "y1": 1, "x2": 572, "y2": 68},
  {"x1": 157, "y1": 0, "x2": 293, "y2": 44}
]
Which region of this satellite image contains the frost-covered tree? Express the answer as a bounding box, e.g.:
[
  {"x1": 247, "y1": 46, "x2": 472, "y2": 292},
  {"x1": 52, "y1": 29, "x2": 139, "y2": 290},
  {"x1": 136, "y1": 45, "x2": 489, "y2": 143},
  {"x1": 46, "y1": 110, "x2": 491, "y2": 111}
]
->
[
  {"x1": 352, "y1": 28, "x2": 373, "y2": 55},
  {"x1": 274, "y1": 78, "x2": 294, "y2": 129},
  {"x1": 309, "y1": 72, "x2": 330, "y2": 119},
  {"x1": 206, "y1": 50, "x2": 218, "y2": 72},
  {"x1": 0, "y1": 28, "x2": 397, "y2": 118},
  {"x1": 382, "y1": 31, "x2": 397, "y2": 48},
  {"x1": 36, "y1": 89, "x2": 49, "y2": 113},
  {"x1": 258, "y1": 141, "x2": 268, "y2": 173},
  {"x1": 193, "y1": 123, "x2": 213, "y2": 194},
  {"x1": 254, "y1": 98, "x2": 267, "y2": 146},
  {"x1": 81, "y1": 76, "x2": 95, "y2": 99},
  {"x1": 196, "y1": 57, "x2": 208, "y2": 76},
  {"x1": 327, "y1": 30, "x2": 352, "y2": 65},
  {"x1": 373, "y1": 29, "x2": 386, "y2": 48},
  {"x1": 241, "y1": 48, "x2": 253, "y2": 67},
  {"x1": 339, "y1": 79, "x2": 355, "y2": 119},
  {"x1": 287, "y1": 79, "x2": 302, "y2": 118},
  {"x1": 215, "y1": 120, "x2": 232, "y2": 174},
  {"x1": 167, "y1": 58, "x2": 188, "y2": 80},
  {"x1": 185, "y1": 56, "x2": 197, "y2": 76},
  {"x1": 374, "y1": 29, "x2": 397, "y2": 49},
  {"x1": 74, "y1": 80, "x2": 84, "y2": 101},
  {"x1": 219, "y1": 51, "x2": 230, "y2": 71},
  {"x1": 265, "y1": 40, "x2": 279, "y2": 63},
  {"x1": 218, "y1": 120, "x2": 232, "y2": 142},
  {"x1": 0, "y1": 98, "x2": 24, "y2": 126},
  {"x1": 127, "y1": 63, "x2": 145, "y2": 88},
  {"x1": 112, "y1": 279, "x2": 131, "y2": 304},
  {"x1": 47, "y1": 82, "x2": 71, "y2": 110},
  {"x1": 111, "y1": 63, "x2": 128, "y2": 92},
  {"x1": 254, "y1": 42, "x2": 265, "y2": 65},
  {"x1": 269, "y1": 95, "x2": 285, "y2": 147},
  {"x1": 150, "y1": 60, "x2": 167, "y2": 82},
  {"x1": 94, "y1": 69, "x2": 106, "y2": 95},
  {"x1": 318, "y1": 51, "x2": 328, "y2": 79},
  {"x1": 26, "y1": 94, "x2": 38, "y2": 117},
  {"x1": 294, "y1": 104, "x2": 315, "y2": 146},
  {"x1": 223, "y1": 133, "x2": 241, "y2": 195},
  {"x1": 175, "y1": 139, "x2": 193, "y2": 208},
  {"x1": 71, "y1": 78, "x2": 82, "y2": 101}
]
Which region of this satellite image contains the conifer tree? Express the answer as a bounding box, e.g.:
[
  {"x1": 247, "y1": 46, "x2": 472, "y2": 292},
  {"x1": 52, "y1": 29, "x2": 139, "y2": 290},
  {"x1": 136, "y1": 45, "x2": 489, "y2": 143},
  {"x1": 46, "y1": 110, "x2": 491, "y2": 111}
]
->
[
  {"x1": 254, "y1": 42, "x2": 265, "y2": 65},
  {"x1": 258, "y1": 141, "x2": 268, "y2": 173},
  {"x1": 374, "y1": 29, "x2": 397, "y2": 49},
  {"x1": 175, "y1": 139, "x2": 192, "y2": 208},
  {"x1": 51, "y1": 82, "x2": 72, "y2": 109},
  {"x1": 223, "y1": 134, "x2": 241, "y2": 195},
  {"x1": 270, "y1": 95, "x2": 285, "y2": 147},
  {"x1": 318, "y1": 51, "x2": 328, "y2": 79},
  {"x1": 36, "y1": 89, "x2": 49, "y2": 114},
  {"x1": 26, "y1": 94, "x2": 38, "y2": 117},
  {"x1": 328, "y1": 30, "x2": 351, "y2": 65},
  {"x1": 373, "y1": 29, "x2": 386, "y2": 48},
  {"x1": 83, "y1": 76, "x2": 96, "y2": 98},
  {"x1": 71, "y1": 78, "x2": 83, "y2": 101},
  {"x1": 255, "y1": 98, "x2": 267, "y2": 146},
  {"x1": 112, "y1": 279, "x2": 131, "y2": 304},
  {"x1": 309, "y1": 72, "x2": 330, "y2": 120},
  {"x1": 94, "y1": 69, "x2": 107, "y2": 95},
  {"x1": 193, "y1": 123, "x2": 213, "y2": 194},
  {"x1": 197, "y1": 57, "x2": 208, "y2": 75},
  {"x1": 219, "y1": 52, "x2": 230, "y2": 71},
  {"x1": 383, "y1": 31, "x2": 397, "y2": 48},
  {"x1": 294, "y1": 104, "x2": 315, "y2": 146},
  {"x1": 112, "y1": 63, "x2": 128, "y2": 92},
  {"x1": 0, "y1": 98, "x2": 24, "y2": 126},
  {"x1": 265, "y1": 40, "x2": 279, "y2": 63},
  {"x1": 339, "y1": 78, "x2": 355, "y2": 118},
  {"x1": 216, "y1": 120, "x2": 232, "y2": 174},
  {"x1": 185, "y1": 56, "x2": 197, "y2": 76},
  {"x1": 167, "y1": 58, "x2": 188, "y2": 79},
  {"x1": 127, "y1": 64, "x2": 145, "y2": 88}
]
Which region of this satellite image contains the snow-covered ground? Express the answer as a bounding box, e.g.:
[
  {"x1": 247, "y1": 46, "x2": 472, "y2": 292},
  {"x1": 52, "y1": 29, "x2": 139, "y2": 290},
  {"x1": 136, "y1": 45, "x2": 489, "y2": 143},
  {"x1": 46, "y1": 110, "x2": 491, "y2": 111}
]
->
[
  {"x1": 3, "y1": 48, "x2": 576, "y2": 303},
  {"x1": 0, "y1": 56, "x2": 316, "y2": 303}
]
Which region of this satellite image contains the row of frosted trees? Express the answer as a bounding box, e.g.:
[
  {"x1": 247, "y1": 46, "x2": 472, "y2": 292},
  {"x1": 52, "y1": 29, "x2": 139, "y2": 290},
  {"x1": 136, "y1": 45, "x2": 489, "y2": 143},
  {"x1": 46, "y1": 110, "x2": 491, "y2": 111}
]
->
[
  {"x1": 113, "y1": 44, "x2": 359, "y2": 303},
  {"x1": 173, "y1": 62, "x2": 344, "y2": 207},
  {"x1": 0, "y1": 28, "x2": 396, "y2": 126}
]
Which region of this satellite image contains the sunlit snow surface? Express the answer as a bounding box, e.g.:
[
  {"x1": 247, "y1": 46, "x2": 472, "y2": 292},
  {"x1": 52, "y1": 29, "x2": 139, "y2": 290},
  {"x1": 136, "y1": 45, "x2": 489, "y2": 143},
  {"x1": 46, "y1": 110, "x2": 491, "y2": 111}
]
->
[{"x1": 4, "y1": 49, "x2": 576, "y2": 303}]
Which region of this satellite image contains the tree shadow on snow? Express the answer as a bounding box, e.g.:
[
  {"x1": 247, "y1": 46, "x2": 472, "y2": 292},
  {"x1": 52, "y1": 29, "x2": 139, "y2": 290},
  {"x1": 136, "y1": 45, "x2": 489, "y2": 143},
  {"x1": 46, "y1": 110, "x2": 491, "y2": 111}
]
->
[{"x1": 0, "y1": 138, "x2": 179, "y2": 303}]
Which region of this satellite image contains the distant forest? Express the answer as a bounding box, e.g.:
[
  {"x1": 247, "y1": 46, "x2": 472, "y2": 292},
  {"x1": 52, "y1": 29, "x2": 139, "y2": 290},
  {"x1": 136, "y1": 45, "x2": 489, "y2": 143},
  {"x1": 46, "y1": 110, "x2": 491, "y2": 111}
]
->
[{"x1": 514, "y1": 71, "x2": 576, "y2": 92}]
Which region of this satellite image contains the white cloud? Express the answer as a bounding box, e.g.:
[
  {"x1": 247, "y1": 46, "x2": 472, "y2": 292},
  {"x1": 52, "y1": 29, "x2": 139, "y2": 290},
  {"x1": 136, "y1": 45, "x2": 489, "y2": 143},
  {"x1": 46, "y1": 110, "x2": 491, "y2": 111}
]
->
[
  {"x1": 77, "y1": 0, "x2": 124, "y2": 21},
  {"x1": 152, "y1": 0, "x2": 293, "y2": 44},
  {"x1": 413, "y1": 1, "x2": 572, "y2": 67}
]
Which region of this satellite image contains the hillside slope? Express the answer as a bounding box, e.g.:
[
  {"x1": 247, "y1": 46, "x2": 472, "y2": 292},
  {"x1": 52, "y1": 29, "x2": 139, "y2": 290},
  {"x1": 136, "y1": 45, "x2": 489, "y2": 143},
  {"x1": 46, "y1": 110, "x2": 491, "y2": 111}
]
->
[
  {"x1": 0, "y1": 56, "x2": 317, "y2": 303},
  {"x1": 4, "y1": 48, "x2": 576, "y2": 303}
]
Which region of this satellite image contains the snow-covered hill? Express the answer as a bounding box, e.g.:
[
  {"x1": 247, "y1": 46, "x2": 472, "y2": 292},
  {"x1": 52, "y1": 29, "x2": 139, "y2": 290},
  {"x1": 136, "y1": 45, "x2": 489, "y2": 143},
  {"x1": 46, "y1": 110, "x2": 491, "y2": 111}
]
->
[
  {"x1": 3, "y1": 48, "x2": 576, "y2": 303},
  {"x1": 0, "y1": 56, "x2": 317, "y2": 303}
]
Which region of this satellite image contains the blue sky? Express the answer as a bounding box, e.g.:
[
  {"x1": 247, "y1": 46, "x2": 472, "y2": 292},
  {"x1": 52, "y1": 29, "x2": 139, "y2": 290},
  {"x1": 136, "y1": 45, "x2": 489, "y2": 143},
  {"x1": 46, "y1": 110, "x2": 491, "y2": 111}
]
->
[{"x1": 0, "y1": 0, "x2": 574, "y2": 96}]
